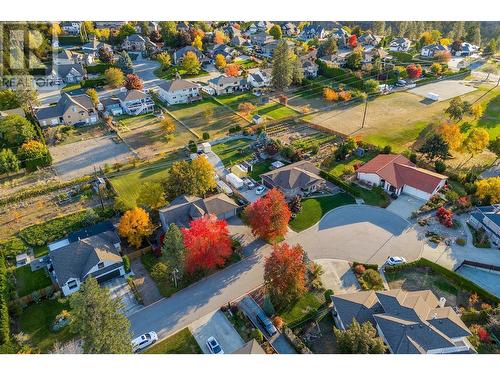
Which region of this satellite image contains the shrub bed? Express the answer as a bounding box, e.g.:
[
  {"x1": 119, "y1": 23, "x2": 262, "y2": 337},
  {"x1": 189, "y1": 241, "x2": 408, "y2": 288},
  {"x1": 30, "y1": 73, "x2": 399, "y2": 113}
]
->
[
  {"x1": 0, "y1": 256, "x2": 10, "y2": 345},
  {"x1": 85, "y1": 63, "x2": 113, "y2": 74},
  {"x1": 80, "y1": 77, "x2": 106, "y2": 88},
  {"x1": 384, "y1": 258, "x2": 500, "y2": 304}
]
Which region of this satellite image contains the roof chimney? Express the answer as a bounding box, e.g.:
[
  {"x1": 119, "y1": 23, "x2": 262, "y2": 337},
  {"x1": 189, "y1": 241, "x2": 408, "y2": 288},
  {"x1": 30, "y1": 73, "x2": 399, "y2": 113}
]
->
[{"x1": 438, "y1": 297, "x2": 446, "y2": 308}]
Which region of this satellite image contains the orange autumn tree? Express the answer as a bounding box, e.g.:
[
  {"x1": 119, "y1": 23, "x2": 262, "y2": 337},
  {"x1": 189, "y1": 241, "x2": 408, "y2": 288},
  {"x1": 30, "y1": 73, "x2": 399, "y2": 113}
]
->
[
  {"x1": 118, "y1": 207, "x2": 154, "y2": 248},
  {"x1": 338, "y1": 90, "x2": 352, "y2": 101},
  {"x1": 323, "y1": 87, "x2": 338, "y2": 101},
  {"x1": 264, "y1": 242, "x2": 306, "y2": 308},
  {"x1": 437, "y1": 122, "x2": 463, "y2": 151},
  {"x1": 224, "y1": 63, "x2": 240, "y2": 77},
  {"x1": 244, "y1": 188, "x2": 291, "y2": 242},
  {"x1": 182, "y1": 214, "x2": 233, "y2": 274},
  {"x1": 214, "y1": 30, "x2": 226, "y2": 44}
]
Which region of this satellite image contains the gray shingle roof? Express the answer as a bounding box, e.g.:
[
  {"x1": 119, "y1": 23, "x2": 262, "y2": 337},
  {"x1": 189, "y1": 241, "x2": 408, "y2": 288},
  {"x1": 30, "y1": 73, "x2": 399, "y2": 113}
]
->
[
  {"x1": 158, "y1": 79, "x2": 198, "y2": 93},
  {"x1": 116, "y1": 89, "x2": 148, "y2": 102},
  {"x1": 36, "y1": 92, "x2": 94, "y2": 120},
  {"x1": 261, "y1": 161, "x2": 324, "y2": 190}
]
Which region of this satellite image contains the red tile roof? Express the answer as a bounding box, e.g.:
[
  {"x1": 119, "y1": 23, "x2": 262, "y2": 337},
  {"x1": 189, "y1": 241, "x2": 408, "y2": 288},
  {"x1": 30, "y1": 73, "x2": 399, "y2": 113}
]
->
[{"x1": 357, "y1": 154, "x2": 447, "y2": 194}]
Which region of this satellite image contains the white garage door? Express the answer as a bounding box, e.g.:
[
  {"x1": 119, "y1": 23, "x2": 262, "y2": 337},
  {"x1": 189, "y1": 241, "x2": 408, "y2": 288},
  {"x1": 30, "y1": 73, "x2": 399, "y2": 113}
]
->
[{"x1": 402, "y1": 185, "x2": 431, "y2": 200}]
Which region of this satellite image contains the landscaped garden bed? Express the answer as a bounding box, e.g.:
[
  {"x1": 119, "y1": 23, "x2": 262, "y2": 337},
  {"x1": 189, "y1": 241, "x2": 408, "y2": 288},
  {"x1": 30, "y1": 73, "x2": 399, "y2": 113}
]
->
[
  {"x1": 145, "y1": 327, "x2": 201, "y2": 354},
  {"x1": 352, "y1": 262, "x2": 385, "y2": 291}
]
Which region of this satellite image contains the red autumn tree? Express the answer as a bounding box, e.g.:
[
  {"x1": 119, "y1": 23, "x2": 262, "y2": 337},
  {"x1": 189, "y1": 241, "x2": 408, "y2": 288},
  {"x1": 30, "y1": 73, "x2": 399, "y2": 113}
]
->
[
  {"x1": 244, "y1": 188, "x2": 291, "y2": 242},
  {"x1": 182, "y1": 214, "x2": 233, "y2": 274},
  {"x1": 264, "y1": 243, "x2": 306, "y2": 307},
  {"x1": 224, "y1": 64, "x2": 240, "y2": 77},
  {"x1": 436, "y1": 206, "x2": 453, "y2": 228},
  {"x1": 124, "y1": 74, "x2": 144, "y2": 90},
  {"x1": 348, "y1": 34, "x2": 358, "y2": 48},
  {"x1": 406, "y1": 64, "x2": 423, "y2": 79}
]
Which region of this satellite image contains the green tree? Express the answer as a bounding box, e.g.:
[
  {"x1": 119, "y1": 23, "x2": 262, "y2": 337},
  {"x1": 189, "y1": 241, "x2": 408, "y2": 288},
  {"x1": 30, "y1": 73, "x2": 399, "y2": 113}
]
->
[
  {"x1": 269, "y1": 25, "x2": 282, "y2": 40},
  {"x1": 104, "y1": 67, "x2": 125, "y2": 88},
  {"x1": 0, "y1": 115, "x2": 36, "y2": 149},
  {"x1": 181, "y1": 51, "x2": 201, "y2": 75},
  {"x1": 317, "y1": 38, "x2": 338, "y2": 58},
  {"x1": 0, "y1": 149, "x2": 20, "y2": 174},
  {"x1": 156, "y1": 52, "x2": 172, "y2": 70},
  {"x1": 136, "y1": 181, "x2": 167, "y2": 210},
  {"x1": 462, "y1": 128, "x2": 490, "y2": 158},
  {"x1": 418, "y1": 134, "x2": 450, "y2": 161},
  {"x1": 364, "y1": 79, "x2": 379, "y2": 94},
  {"x1": 488, "y1": 136, "x2": 500, "y2": 160},
  {"x1": 161, "y1": 223, "x2": 186, "y2": 278},
  {"x1": 334, "y1": 319, "x2": 386, "y2": 354},
  {"x1": 163, "y1": 157, "x2": 216, "y2": 200},
  {"x1": 445, "y1": 97, "x2": 473, "y2": 122},
  {"x1": 86, "y1": 88, "x2": 99, "y2": 107},
  {"x1": 18, "y1": 140, "x2": 52, "y2": 171},
  {"x1": 70, "y1": 278, "x2": 132, "y2": 354},
  {"x1": 271, "y1": 40, "x2": 293, "y2": 91},
  {"x1": 372, "y1": 21, "x2": 386, "y2": 35},
  {"x1": 290, "y1": 54, "x2": 304, "y2": 85},
  {"x1": 346, "y1": 47, "x2": 362, "y2": 70},
  {"x1": 484, "y1": 39, "x2": 497, "y2": 55},
  {"x1": 159, "y1": 21, "x2": 177, "y2": 47},
  {"x1": 0, "y1": 90, "x2": 20, "y2": 110},
  {"x1": 117, "y1": 51, "x2": 133, "y2": 74},
  {"x1": 0, "y1": 255, "x2": 10, "y2": 345}
]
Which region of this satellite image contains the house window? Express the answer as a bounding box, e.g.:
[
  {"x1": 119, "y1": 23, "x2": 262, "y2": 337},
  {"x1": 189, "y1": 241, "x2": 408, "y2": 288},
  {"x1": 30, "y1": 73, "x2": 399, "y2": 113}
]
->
[
  {"x1": 68, "y1": 280, "x2": 78, "y2": 290},
  {"x1": 98, "y1": 262, "x2": 104, "y2": 269}
]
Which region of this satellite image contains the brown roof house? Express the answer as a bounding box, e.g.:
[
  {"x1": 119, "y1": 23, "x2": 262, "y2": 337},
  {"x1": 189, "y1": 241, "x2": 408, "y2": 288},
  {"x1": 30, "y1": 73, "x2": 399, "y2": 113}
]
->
[
  {"x1": 332, "y1": 289, "x2": 473, "y2": 354},
  {"x1": 47, "y1": 221, "x2": 124, "y2": 296},
  {"x1": 158, "y1": 193, "x2": 239, "y2": 231},
  {"x1": 35, "y1": 92, "x2": 98, "y2": 127},
  {"x1": 356, "y1": 154, "x2": 447, "y2": 200},
  {"x1": 231, "y1": 339, "x2": 266, "y2": 354},
  {"x1": 261, "y1": 160, "x2": 326, "y2": 198}
]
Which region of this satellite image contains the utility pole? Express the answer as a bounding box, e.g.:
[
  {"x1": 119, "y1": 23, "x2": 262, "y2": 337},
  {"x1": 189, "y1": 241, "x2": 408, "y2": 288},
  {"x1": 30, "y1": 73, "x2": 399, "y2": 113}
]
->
[
  {"x1": 361, "y1": 95, "x2": 369, "y2": 128},
  {"x1": 94, "y1": 165, "x2": 105, "y2": 210}
]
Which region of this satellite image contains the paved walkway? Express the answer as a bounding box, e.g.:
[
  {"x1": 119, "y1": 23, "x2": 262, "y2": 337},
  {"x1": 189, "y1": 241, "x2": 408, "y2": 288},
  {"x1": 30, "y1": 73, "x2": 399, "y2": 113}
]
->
[
  {"x1": 315, "y1": 259, "x2": 360, "y2": 294},
  {"x1": 131, "y1": 258, "x2": 163, "y2": 306}
]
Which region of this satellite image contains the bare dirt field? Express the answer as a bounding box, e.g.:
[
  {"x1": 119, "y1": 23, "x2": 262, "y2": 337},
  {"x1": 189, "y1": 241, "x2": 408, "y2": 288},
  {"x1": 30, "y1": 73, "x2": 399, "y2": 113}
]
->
[
  {"x1": 50, "y1": 135, "x2": 135, "y2": 180},
  {"x1": 408, "y1": 80, "x2": 477, "y2": 101}
]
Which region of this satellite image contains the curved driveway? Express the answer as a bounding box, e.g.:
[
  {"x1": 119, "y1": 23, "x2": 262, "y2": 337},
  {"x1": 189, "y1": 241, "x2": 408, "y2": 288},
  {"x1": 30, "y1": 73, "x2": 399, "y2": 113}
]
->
[{"x1": 291, "y1": 205, "x2": 423, "y2": 265}]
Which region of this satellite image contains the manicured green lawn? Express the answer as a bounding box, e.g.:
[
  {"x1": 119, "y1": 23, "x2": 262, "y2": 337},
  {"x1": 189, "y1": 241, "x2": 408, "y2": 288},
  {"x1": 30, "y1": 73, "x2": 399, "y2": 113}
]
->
[
  {"x1": 15, "y1": 265, "x2": 52, "y2": 297},
  {"x1": 252, "y1": 102, "x2": 298, "y2": 120},
  {"x1": 109, "y1": 152, "x2": 183, "y2": 208},
  {"x1": 145, "y1": 328, "x2": 201, "y2": 354},
  {"x1": 154, "y1": 66, "x2": 209, "y2": 80},
  {"x1": 140, "y1": 253, "x2": 179, "y2": 297},
  {"x1": 324, "y1": 150, "x2": 379, "y2": 177},
  {"x1": 279, "y1": 292, "x2": 323, "y2": 326},
  {"x1": 19, "y1": 298, "x2": 76, "y2": 353},
  {"x1": 217, "y1": 92, "x2": 257, "y2": 108},
  {"x1": 351, "y1": 184, "x2": 389, "y2": 207},
  {"x1": 289, "y1": 193, "x2": 355, "y2": 232},
  {"x1": 476, "y1": 93, "x2": 500, "y2": 139},
  {"x1": 363, "y1": 120, "x2": 430, "y2": 153},
  {"x1": 247, "y1": 160, "x2": 273, "y2": 180},
  {"x1": 33, "y1": 245, "x2": 49, "y2": 258},
  {"x1": 211, "y1": 138, "x2": 254, "y2": 167},
  {"x1": 235, "y1": 58, "x2": 260, "y2": 69}
]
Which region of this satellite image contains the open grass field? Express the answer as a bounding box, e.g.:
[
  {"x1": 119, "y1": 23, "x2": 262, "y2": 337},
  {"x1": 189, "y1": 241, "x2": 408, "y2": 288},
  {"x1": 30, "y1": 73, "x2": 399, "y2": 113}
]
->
[
  {"x1": 108, "y1": 152, "x2": 184, "y2": 208},
  {"x1": 118, "y1": 113, "x2": 196, "y2": 158},
  {"x1": 211, "y1": 138, "x2": 254, "y2": 167},
  {"x1": 168, "y1": 99, "x2": 248, "y2": 139},
  {"x1": 304, "y1": 83, "x2": 498, "y2": 153},
  {"x1": 15, "y1": 265, "x2": 52, "y2": 297},
  {"x1": 289, "y1": 193, "x2": 355, "y2": 232},
  {"x1": 19, "y1": 298, "x2": 76, "y2": 353},
  {"x1": 145, "y1": 328, "x2": 201, "y2": 354}
]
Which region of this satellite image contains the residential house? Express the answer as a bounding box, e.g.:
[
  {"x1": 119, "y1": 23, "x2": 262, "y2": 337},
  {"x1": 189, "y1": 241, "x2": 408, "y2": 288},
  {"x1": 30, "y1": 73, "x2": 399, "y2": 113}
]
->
[
  {"x1": 248, "y1": 21, "x2": 273, "y2": 34},
  {"x1": 49, "y1": 63, "x2": 86, "y2": 84},
  {"x1": 455, "y1": 42, "x2": 479, "y2": 57},
  {"x1": 261, "y1": 39, "x2": 295, "y2": 57},
  {"x1": 121, "y1": 34, "x2": 148, "y2": 51},
  {"x1": 54, "y1": 49, "x2": 92, "y2": 65},
  {"x1": 469, "y1": 205, "x2": 500, "y2": 248},
  {"x1": 94, "y1": 21, "x2": 127, "y2": 30},
  {"x1": 356, "y1": 154, "x2": 447, "y2": 200},
  {"x1": 60, "y1": 21, "x2": 82, "y2": 35},
  {"x1": 332, "y1": 289, "x2": 473, "y2": 354},
  {"x1": 358, "y1": 33, "x2": 381, "y2": 47},
  {"x1": 247, "y1": 69, "x2": 271, "y2": 89},
  {"x1": 47, "y1": 221, "x2": 125, "y2": 296},
  {"x1": 330, "y1": 27, "x2": 350, "y2": 47},
  {"x1": 173, "y1": 45, "x2": 204, "y2": 65},
  {"x1": 35, "y1": 92, "x2": 98, "y2": 127},
  {"x1": 157, "y1": 78, "x2": 201, "y2": 105},
  {"x1": 319, "y1": 49, "x2": 352, "y2": 68},
  {"x1": 176, "y1": 21, "x2": 190, "y2": 32},
  {"x1": 82, "y1": 37, "x2": 112, "y2": 55},
  {"x1": 362, "y1": 47, "x2": 389, "y2": 64},
  {"x1": 302, "y1": 58, "x2": 319, "y2": 78},
  {"x1": 389, "y1": 37, "x2": 411, "y2": 52},
  {"x1": 421, "y1": 44, "x2": 448, "y2": 58},
  {"x1": 210, "y1": 44, "x2": 238, "y2": 62},
  {"x1": 281, "y1": 22, "x2": 299, "y2": 37},
  {"x1": 225, "y1": 25, "x2": 242, "y2": 38},
  {"x1": 261, "y1": 160, "x2": 326, "y2": 198},
  {"x1": 101, "y1": 97, "x2": 123, "y2": 116},
  {"x1": 230, "y1": 35, "x2": 248, "y2": 47},
  {"x1": 158, "y1": 194, "x2": 240, "y2": 231},
  {"x1": 207, "y1": 74, "x2": 248, "y2": 96},
  {"x1": 116, "y1": 89, "x2": 155, "y2": 115},
  {"x1": 231, "y1": 339, "x2": 265, "y2": 354},
  {"x1": 299, "y1": 25, "x2": 328, "y2": 41},
  {"x1": 250, "y1": 32, "x2": 273, "y2": 46}
]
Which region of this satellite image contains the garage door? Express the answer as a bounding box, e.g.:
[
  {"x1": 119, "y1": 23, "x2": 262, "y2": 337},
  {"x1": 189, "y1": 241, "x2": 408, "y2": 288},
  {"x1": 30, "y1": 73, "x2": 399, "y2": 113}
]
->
[{"x1": 96, "y1": 269, "x2": 122, "y2": 284}]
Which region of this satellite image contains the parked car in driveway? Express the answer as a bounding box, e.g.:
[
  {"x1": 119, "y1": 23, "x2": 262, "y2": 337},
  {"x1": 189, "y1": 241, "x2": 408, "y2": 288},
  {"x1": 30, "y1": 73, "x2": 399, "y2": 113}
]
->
[
  {"x1": 386, "y1": 256, "x2": 407, "y2": 266},
  {"x1": 256, "y1": 312, "x2": 277, "y2": 336},
  {"x1": 255, "y1": 185, "x2": 266, "y2": 195},
  {"x1": 132, "y1": 331, "x2": 158, "y2": 352},
  {"x1": 206, "y1": 336, "x2": 224, "y2": 354}
]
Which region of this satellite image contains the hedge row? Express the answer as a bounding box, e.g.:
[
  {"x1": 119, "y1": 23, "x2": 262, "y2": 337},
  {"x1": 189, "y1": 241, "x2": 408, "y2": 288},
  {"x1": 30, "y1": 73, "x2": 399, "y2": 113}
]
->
[
  {"x1": 352, "y1": 261, "x2": 378, "y2": 271},
  {"x1": 57, "y1": 35, "x2": 84, "y2": 46},
  {"x1": 81, "y1": 77, "x2": 106, "y2": 88},
  {"x1": 18, "y1": 207, "x2": 115, "y2": 247},
  {"x1": 0, "y1": 256, "x2": 9, "y2": 345},
  {"x1": 389, "y1": 51, "x2": 414, "y2": 63},
  {"x1": 385, "y1": 258, "x2": 500, "y2": 304},
  {"x1": 317, "y1": 60, "x2": 365, "y2": 90},
  {"x1": 0, "y1": 238, "x2": 29, "y2": 267},
  {"x1": 0, "y1": 175, "x2": 94, "y2": 207},
  {"x1": 85, "y1": 63, "x2": 114, "y2": 74}
]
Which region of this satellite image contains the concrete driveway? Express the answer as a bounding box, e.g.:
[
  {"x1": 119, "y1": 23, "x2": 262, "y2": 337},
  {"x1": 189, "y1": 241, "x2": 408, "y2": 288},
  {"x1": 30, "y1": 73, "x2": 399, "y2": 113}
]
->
[
  {"x1": 226, "y1": 216, "x2": 264, "y2": 257},
  {"x1": 386, "y1": 194, "x2": 425, "y2": 219},
  {"x1": 315, "y1": 259, "x2": 360, "y2": 294},
  {"x1": 131, "y1": 258, "x2": 163, "y2": 306},
  {"x1": 408, "y1": 79, "x2": 476, "y2": 101},
  {"x1": 103, "y1": 277, "x2": 143, "y2": 317},
  {"x1": 455, "y1": 265, "x2": 500, "y2": 298},
  {"x1": 293, "y1": 205, "x2": 423, "y2": 266},
  {"x1": 190, "y1": 310, "x2": 244, "y2": 354}
]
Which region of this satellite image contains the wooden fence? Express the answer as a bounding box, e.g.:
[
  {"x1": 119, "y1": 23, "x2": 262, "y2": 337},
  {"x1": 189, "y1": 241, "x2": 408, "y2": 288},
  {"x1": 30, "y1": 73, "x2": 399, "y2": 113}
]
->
[{"x1": 126, "y1": 245, "x2": 152, "y2": 261}]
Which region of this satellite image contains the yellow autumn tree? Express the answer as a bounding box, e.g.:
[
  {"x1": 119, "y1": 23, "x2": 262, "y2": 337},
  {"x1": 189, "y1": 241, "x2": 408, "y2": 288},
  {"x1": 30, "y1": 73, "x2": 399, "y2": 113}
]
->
[
  {"x1": 192, "y1": 35, "x2": 203, "y2": 51},
  {"x1": 118, "y1": 207, "x2": 154, "y2": 248},
  {"x1": 161, "y1": 117, "x2": 176, "y2": 135},
  {"x1": 462, "y1": 128, "x2": 490, "y2": 157},
  {"x1": 475, "y1": 177, "x2": 500, "y2": 204},
  {"x1": 323, "y1": 87, "x2": 338, "y2": 101},
  {"x1": 437, "y1": 123, "x2": 463, "y2": 151},
  {"x1": 472, "y1": 104, "x2": 484, "y2": 120},
  {"x1": 215, "y1": 54, "x2": 227, "y2": 69}
]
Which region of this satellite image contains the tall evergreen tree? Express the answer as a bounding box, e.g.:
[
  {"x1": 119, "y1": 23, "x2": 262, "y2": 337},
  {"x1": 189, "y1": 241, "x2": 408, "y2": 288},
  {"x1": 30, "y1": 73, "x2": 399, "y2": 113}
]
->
[
  {"x1": 271, "y1": 40, "x2": 293, "y2": 91},
  {"x1": 117, "y1": 51, "x2": 133, "y2": 74},
  {"x1": 162, "y1": 223, "x2": 187, "y2": 278}
]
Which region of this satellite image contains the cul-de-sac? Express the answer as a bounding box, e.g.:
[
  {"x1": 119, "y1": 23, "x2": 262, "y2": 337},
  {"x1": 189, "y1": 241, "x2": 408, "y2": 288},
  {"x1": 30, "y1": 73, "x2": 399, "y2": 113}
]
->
[{"x1": 0, "y1": 20, "x2": 499, "y2": 355}]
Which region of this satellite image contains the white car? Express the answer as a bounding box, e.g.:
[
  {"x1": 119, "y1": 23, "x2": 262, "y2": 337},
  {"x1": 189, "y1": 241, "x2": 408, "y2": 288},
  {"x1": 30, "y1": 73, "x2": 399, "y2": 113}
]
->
[
  {"x1": 206, "y1": 336, "x2": 224, "y2": 354},
  {"x1": 386, "y1": 256, "x2": 407, "y2": 266},
  {"x1": 255, "y1": 185, "x2": 266, "y2": 195},
  {"x1": 132, "y1": 331, "x2": 158, "y2": 353}
]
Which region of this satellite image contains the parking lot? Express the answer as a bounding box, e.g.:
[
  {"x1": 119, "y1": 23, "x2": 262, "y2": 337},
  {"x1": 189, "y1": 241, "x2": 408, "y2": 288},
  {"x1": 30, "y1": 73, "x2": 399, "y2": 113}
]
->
[
  {"x1": 189, "y1": 310, "x2": 245, "y2": 354},
  {"x1": 408, "y1": 79, "x2": 477, "y2": 101},
  {"x1": 50, "y1": 135, "x2": 135, "y2": 181}
]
